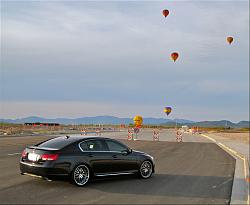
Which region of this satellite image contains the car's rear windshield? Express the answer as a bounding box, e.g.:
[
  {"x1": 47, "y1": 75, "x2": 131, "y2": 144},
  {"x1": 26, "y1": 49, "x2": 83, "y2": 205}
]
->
[{"x1": 37, "y1": 136, "x2": 77, "y2": 149}]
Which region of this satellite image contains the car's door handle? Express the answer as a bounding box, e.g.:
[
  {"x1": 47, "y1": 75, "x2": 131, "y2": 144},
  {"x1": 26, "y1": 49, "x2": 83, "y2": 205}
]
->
[
  {"x1": 88, "y1": 154, "x2": 93, "y2": 157},
  {"x1": 112, "y1": 155, "x2": 117, "y2": 158}
]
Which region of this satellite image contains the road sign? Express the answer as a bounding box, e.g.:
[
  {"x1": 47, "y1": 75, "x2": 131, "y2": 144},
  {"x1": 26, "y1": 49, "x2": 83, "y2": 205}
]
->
[{"x1": 134, "y1": 127, "x2": 140, "y2": 134}]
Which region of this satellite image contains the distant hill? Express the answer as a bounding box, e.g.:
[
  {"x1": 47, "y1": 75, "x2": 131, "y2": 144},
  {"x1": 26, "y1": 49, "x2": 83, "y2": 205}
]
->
[
  {"x1": 190, "y1": 120, "x2": 236, "y2": 128},
  {"x1": 0, "y1": 116, "x2": 249, "y2": 128},
  {"x1": 165, "y1": 120, "x2": 250, "y2": 128},
  {"x1": 0, "y1": 116, "x2": 192, "y2": 125},
  {"x1": 236, "y1": 121, "x2": 250, "y2": 128}
]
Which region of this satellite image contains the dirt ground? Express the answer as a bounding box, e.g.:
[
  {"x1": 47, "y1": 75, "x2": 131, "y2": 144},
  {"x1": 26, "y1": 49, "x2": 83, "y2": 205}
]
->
[{"x1": 212, "y1": 132, "x2": 249, "y2": 144}]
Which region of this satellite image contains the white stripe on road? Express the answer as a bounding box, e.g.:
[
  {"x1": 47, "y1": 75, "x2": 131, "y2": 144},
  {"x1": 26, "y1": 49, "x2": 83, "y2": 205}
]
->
[
  {"x1": 200, "y1": 134, "x2": 249, "y2": 205},
  {"x1": 201, "y1": 134, "x2": 217, "y2": 143},
  {"x1": 7, "y1": 153, "x2": 21, "y2": 156}
]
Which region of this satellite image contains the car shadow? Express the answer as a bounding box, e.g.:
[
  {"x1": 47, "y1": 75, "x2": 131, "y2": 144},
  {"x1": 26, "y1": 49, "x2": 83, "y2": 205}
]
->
[{"x1": 84, "y1": 173, "x2": 233, "y2": 200}]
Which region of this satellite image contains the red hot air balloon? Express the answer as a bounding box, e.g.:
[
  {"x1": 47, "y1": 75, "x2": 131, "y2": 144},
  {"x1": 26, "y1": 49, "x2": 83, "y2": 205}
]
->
[
  {"x1": 171, "y1": 52, "x2": 179, "y2": 62},
  {"x1": 227, "y1": 36, "x2": 234, "y2": 45},
  {"x1": 162, "y1": 10, "x2": 169, "y2": 18}
]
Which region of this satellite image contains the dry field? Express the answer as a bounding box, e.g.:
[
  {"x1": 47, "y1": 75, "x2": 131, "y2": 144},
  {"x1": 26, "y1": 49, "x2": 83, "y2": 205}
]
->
[{"x1": 212, "y1": 132, "x2": 249, "y2": 144}]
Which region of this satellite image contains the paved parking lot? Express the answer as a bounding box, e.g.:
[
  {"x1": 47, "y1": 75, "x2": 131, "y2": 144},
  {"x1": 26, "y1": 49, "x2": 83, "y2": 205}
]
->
[{"x1": 0, "y1": 132, "x2": 235, "y2": 204}]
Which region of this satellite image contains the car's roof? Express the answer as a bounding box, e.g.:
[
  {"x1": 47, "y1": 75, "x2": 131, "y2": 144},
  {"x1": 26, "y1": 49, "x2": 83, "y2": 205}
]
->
[
  {"x1": 36, "y1": 135, "x2": 113, "y2": 149},
  {"x1": 65, "y1": 135, "x2": 111, "y2": 141}
]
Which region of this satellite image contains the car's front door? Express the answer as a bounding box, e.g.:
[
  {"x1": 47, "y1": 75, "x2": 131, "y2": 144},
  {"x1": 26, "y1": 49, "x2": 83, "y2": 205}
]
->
[
  {"x1": 79, "y1": 139, "x2": 113, "y2": 174},
  {"x1": 104, "y1": 139, "x2": 138, "y2": 173}
]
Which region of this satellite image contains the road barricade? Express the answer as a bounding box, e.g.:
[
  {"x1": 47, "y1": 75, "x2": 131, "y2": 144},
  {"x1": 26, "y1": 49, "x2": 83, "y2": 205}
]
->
[
  {"x1": 96, "y1": 129, "x2": 101, "y2": 136},
  {"x1": 127, "y1": 129, "x2": 134, "y2": 140},
  {"x1": 153, "y1": 129, "x2": 160, "y2": 141},
  {"x1": 80, "y1": 129, "x2": 86, "y2": 135},
  {"x1": 176, "y1": 129, "x2": 183, "y2": 142}
]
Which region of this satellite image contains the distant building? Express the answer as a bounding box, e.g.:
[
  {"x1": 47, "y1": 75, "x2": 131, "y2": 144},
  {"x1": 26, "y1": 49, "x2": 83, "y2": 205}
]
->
[
  {"x1": 181, "y1": 125, "x2": 189, "y2": 132},
  {"x1": 24, "y1": 122, "x2": 60, "y2": 126}
]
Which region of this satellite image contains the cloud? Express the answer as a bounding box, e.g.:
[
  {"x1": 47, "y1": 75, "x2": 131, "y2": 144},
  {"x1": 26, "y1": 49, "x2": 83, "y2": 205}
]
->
[{"x1": 1, "y1": 1, "x2": 249, "y2": 120}]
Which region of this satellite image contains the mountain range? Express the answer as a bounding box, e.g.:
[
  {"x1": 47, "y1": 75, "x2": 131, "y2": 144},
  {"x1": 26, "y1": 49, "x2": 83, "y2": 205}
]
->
[{"x1": 0, "y1": 116, "x2": 249, "y2": 128}]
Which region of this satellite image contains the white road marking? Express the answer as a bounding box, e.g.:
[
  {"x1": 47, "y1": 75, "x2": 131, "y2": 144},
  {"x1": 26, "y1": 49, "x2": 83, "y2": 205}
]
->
[
  {"x1": 7, "y1": 153, "x2": 21, "y2": 156},
  {"x1": 217, "y1": 178, "x2": 233, "y2": 188},
  {"x1": 201, "y1": 134, "x2": 250, "y2": 205},
  {"x1": 201, "y1": 134, "x2": 217, "y2": 143}
]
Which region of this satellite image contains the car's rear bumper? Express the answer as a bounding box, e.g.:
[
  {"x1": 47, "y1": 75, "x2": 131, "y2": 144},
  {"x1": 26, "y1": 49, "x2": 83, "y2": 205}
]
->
[{"x1": 20, "y1": 161, "x2": 69, "y2": 177}]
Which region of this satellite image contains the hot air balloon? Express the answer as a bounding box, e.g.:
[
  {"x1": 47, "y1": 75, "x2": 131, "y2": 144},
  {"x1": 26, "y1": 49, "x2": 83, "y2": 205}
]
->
[
  {"x1": 227, "y1": 36, "x2": 233, "y2": 44},
  {"x1": 164, "y1": 107, "x2": 172, "y2": 116},
  {"x1": 171, "y1": 52, "x2": 179, "y2": 62},
  {"x1": 162, "y1": 9, "x2": 169, "y2": 18},
  {"x1": 133, "y1": 115, "x2": 143, "y2": 128}
]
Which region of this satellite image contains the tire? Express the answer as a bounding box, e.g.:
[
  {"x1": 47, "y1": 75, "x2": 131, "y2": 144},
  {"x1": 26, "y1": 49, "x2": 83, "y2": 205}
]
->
[
  {"x1": 138, "y1": 160, "x2": 153, "y2": 179},
  {"x1": 71, "y1": 164, "x2": 90, "y2": 186}
]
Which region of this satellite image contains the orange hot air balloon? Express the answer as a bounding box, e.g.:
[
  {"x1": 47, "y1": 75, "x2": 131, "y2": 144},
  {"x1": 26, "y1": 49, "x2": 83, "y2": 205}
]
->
[
  {"x1": 171, "y1": 52, "x2": 179, "y2": 62},
  {"x1": 227, "y1": 36, "x2": 234, "y2": 44},
  {"x1": 162, "y1": 10, "x2": 169, "y2": 18},
  {"x1": 133, "y1": 115, "x2": 143, "y2": 127}
]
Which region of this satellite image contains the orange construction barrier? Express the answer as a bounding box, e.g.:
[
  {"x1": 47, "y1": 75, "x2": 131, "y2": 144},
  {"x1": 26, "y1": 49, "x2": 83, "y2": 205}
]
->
[
  {"x1": 127, "y1": 129, "x2": 134, "y2": 140},
  {"x1": 81, "y1": 129, "x2": 87, "y2": 135},
  {"x1": 153, "y1": 129, "x2": 160, "y2": 141},
  {"x1": 96, "y1": 129, "x2": 101, "y2": 136},
  {"x1": 176, "y1": 130, "x2": 183, "y2": 142}
]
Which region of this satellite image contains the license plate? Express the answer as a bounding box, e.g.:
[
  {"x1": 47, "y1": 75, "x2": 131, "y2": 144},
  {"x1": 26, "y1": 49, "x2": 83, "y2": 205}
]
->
[{"x1": 28, "y1": 153, "x2": 40, "y2": 161}]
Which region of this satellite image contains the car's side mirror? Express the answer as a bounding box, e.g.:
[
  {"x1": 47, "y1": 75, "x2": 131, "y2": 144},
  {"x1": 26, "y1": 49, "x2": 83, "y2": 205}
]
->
[
  {"x1": 121, "y1": 150, "x2": 128, "y2": 155},
  {"x1": 121, "y1": 149, "x2": 132, "y2": 155}
]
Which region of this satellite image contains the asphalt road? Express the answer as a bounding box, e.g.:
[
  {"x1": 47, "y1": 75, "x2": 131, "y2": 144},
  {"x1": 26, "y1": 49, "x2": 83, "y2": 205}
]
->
[{"x1": 0, "y1": 133, "x2": 235, "y2": 204}]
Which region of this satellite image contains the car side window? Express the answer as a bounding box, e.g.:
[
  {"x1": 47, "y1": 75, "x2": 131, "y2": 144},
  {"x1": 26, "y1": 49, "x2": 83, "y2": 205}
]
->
[
  {"x1": 63, "y1": 143, "x2": 81, "y2": 154},
  {"x1": 105, "y1": 140, "x2": 127, "y2": 152},
  {"x1": 79, "y1": 142, "x2": 88, "y2": 151},
  {"x1": 82, "y1": 140, "x2": 107, "y2": 151}
]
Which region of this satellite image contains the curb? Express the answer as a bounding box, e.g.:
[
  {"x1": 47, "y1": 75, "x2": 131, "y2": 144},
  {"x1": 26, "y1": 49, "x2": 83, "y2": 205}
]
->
[{"x1": 200, "y1": 134, "x2": 249, "y2": 205}]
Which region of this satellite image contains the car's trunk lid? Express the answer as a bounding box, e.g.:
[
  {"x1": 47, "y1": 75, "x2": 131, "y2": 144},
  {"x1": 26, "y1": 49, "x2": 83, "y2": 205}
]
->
[{"x1": 22, "y1": 146, "x2": 59, "y2": 164}]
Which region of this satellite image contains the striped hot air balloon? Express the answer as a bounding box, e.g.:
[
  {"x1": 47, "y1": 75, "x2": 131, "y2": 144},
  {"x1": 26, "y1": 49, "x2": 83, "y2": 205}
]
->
[{"x1": 164, "y1": 107, "x2": 172, "y2": 116}]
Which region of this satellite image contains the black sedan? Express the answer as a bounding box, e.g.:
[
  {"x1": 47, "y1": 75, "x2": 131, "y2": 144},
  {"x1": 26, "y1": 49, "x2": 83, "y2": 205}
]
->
[{"x1": 20, "y1": 136, "x2": 155, "y2": 186}]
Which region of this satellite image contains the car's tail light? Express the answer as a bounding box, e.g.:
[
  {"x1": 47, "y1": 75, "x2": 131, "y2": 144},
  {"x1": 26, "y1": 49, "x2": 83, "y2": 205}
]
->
[
  {"x1": 41, "y1": 153, "x2": 59, "y2": 161},
  {"x1": 21, "y1": 150, "x2": 27, "y2": 158}
]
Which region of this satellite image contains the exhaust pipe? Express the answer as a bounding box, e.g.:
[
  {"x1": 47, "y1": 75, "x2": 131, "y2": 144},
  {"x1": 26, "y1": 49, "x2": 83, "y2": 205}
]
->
[{"x1": 43, "y1": 177, "x2": 52, "y2": 182}]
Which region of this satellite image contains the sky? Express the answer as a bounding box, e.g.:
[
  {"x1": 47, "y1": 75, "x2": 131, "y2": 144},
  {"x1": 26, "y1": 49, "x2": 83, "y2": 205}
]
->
[{"x1": 1, "y1": 0, "x2": 249, "y2": 122}]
